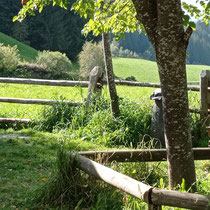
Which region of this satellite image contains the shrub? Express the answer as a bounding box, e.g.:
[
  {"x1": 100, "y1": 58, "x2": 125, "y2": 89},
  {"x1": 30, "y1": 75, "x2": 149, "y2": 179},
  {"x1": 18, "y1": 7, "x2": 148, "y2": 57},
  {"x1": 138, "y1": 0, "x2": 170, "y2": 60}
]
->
[
  {"x1": 36, "y1": 51, "x2": 74, "y2": 79},
  {"x1": 125, "y1": 76, "x2": 137, "y2": 81},
  {"x1": 78, "y1": 41, "x2": 105, "y2": 80},
  {"x1": 0, "y1": 44, "x2": 20, "y2": 76}
]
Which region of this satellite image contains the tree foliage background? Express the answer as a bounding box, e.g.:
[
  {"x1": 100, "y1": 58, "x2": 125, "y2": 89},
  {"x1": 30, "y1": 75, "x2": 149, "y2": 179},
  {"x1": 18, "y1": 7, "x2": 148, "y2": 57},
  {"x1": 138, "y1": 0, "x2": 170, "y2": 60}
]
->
[
  {"x1": 0, "y1": 0, "x2": 100, "y2": 61},
  {"x1": 0, "y1": 0, "x2": 209, "y2": 64}
]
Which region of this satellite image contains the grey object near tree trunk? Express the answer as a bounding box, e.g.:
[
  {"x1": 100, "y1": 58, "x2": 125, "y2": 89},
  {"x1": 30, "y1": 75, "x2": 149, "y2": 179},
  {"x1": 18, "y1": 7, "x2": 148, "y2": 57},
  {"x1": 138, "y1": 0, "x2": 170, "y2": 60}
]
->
[
  {"x1": 102, "y1": 32, "x2": 120, "y2": 117},
  {"x1": 85, "y1": 66, "x2": 103, "y2": 107},
  {"x1": 150, "y1": 89, "x2": 165, "y2": 147}
]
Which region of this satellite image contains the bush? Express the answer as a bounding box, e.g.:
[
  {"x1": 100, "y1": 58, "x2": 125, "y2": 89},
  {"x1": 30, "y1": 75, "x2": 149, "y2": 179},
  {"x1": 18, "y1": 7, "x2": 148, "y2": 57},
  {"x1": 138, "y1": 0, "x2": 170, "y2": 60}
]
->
[
  {"x1": 0, "y1": 44, "x2": 20, "y2": 76},
  {"x1": 36, "y1": 51, "x2": 74, "y2": 79},
  {"x1": 78, "y1": 41, "x2": 105, "y2": 80},
  {"x1": 125, "y1": 76, "x2": 137, "y2": 81}
]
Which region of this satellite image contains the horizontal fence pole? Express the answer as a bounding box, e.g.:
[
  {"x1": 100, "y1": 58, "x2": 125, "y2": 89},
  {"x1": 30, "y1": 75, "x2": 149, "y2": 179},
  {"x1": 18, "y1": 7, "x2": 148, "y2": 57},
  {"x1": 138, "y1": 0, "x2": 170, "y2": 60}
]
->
[
  {"x1": 0, "y1": 118, "x2": 31, "y2": 123},
  {"x1": 0, "y1": 77, "x2": 200, "y2": 91},
  {"x1": 103, "y1": 80, "x2": 200, "y2": 91},
  {"x1": 72, "y1": 153, "x2": 209, "y2": 210},
  {"x1": 0, "y1": 97, "x2": 82, "y2": 106},
  {"x1": 0, "y1": 77, "x2": 89, "y2": 87},
  {"x1": 151, "y1": 188, "x2": 210, "y2": 210},
  {"x1": 78, "y1": 148, "x2": 210, "y2": 162}
]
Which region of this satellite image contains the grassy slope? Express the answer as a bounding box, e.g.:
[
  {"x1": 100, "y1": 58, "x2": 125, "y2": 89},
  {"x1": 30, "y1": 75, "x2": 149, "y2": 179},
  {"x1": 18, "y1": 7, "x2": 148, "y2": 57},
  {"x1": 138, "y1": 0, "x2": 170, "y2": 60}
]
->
[
  {"x1": 0, "y1": 32, "x2": 38, "y2": 61},
  {"x1": 113, "y1": 57, "x2": 210, "y2": 82}
]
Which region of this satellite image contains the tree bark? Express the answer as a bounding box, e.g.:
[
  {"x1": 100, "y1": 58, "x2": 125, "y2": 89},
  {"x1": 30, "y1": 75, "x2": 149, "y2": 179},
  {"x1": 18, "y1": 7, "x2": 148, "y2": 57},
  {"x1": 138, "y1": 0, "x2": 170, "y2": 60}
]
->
[
  {"x1": 132, "y1": 0, "x2": 196, "y2": 190},
  {"x1": 102, "y1": 32, "x2": 120, "y2": 117}
]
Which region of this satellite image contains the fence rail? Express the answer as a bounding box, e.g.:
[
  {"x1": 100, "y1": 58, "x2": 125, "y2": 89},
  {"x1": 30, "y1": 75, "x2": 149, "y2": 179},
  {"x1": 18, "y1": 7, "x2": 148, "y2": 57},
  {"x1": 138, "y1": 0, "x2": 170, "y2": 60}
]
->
[
  {"x1": 78, "y1": 148, "x2": 210, "y2": 162},
  {"x1": 72, "y1": 153, "x2": 209, "y2": 210},
  {"x1": 0, "y1": 77, "x2": 89, "y2": 87},
  {"x1": 0, "y1": 118, "x2": 31, "y2": 123},
  {"x1": 0, "y1": 97, "x2": 82, "y2": 106},
  {"x1": 0, "y1": 77, "x2": 200, "y2": 91}
]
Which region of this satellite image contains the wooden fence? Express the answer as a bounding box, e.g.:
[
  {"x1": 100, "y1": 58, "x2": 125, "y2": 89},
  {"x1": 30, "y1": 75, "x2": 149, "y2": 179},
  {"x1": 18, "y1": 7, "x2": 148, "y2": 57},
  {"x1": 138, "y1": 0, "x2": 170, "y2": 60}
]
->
[
  {"x1": 71, "y1": 152, "x2": 210, "y2": 210},
  {"x1": 0, "y1": 75, "x2": 210, "y2": 208},
  {"x1": 0, "y1": 73, "x2": 206, "y2": 124},
  {"x1": 0, "y1": 76, "x2": 200, "y2": 107}
]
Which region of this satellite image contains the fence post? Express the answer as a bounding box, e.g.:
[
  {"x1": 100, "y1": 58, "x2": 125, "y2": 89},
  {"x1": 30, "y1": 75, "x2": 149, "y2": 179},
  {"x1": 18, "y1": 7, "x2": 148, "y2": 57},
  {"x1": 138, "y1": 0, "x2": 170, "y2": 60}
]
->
[
  {"x1": 148, "y1": 204, "x2": 162, "y2": 210},
  {"x1": 200, "y1": 70, "x2": 210, "y2": 137},
  {"x1": 85, "y1": 66, "x2": 104, "y2": 107}
]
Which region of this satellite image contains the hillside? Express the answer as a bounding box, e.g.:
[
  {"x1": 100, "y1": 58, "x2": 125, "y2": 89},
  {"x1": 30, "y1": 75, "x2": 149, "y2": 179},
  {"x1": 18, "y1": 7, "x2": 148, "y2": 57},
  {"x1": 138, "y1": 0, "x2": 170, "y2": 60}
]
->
[
  {"x1": 113, "y1": 57, "x2": 210, "y2": 83},
  {"x1": 0, "y1": 32, "x2": 38, "y2": 61}
]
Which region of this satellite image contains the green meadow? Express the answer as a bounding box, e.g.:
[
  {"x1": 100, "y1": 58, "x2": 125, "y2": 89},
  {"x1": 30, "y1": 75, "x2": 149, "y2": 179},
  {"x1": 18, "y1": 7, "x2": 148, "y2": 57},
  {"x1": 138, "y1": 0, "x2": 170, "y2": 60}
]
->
[
  {"x1": 0, "y1": 34, "x2": 209, "y2": 209},
  {"x1": 113, "y1": 57, "x2": 210, "y2": 82},
  {"x1": 0, "y1": 32, "x2": 38, "y2": 61}
]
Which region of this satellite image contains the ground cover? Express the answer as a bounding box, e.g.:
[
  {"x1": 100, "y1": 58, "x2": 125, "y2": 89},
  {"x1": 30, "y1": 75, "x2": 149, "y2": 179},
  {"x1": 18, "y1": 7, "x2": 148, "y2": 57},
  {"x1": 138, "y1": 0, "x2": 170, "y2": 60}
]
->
[
  {"x1": 0, "y1": 83, "x2": 199, "y2": 120},
  {"x1": 0, "y1": 32, "x2": 38, "y2": 61},
  {"x1": 0, "y1": 128, "x2": 209, "y2": 209}
]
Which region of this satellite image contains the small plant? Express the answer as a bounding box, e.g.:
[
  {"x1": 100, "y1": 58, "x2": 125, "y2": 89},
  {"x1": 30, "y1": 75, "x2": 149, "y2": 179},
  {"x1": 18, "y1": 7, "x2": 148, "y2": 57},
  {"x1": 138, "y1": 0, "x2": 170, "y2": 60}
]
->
[
  {"x1": 30, "y1": 144, "x2": 123, "y2": 209},
  {"x1": 0, "y1": 44, "x2": 20, "y2": 76},
  {"x1": 78, "y1": 41, "x2": 105, "y2": 79},
  {"x1": 125, "y1": 76, "x2": 137, "y2": 81},
  {"x1": 36, "y1": 50, "x2": 74, "y2": 79}
]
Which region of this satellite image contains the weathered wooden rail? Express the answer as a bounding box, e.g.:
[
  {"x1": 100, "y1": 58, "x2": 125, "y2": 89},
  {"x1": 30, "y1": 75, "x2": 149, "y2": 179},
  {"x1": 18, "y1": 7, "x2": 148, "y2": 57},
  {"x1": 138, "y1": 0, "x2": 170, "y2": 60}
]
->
[
  {"x1": 0, "y1": 117, "x2": 31, "y2": 123},
  {"x1": 0, "y1": 77, "x2": 89, "y2": 87},
  {"x1": 0, "y1": 77, "x2": 200, "y2": 91},
  {"x1": 78, "y1": 148, "x2": 210, "y2": 162},
  {"x1": 0, "y1": 77, "x2": 200, "y2": 107},
  {"x1": 72, "y1": 153, "x2": 210, "y2": 210},
  {"x1": 0, "y1": 97, "x2": 82, "y2": 106}
]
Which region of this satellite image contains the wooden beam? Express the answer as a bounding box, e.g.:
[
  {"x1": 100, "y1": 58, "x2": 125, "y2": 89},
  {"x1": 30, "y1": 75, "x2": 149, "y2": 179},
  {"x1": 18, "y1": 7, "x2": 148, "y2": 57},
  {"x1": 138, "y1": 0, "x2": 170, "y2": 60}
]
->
[
  {"x1": 103, "y1": 80, "x2": 200, "y2": 91},
  {"x1": 72, "y1": 153, "x2": 209, "y2": 209},
  {"x1": 73, "y1": 153, "x2": 153, "y2": 202},
  {"x1": 0, "y1": 77, "x2": 199, "y2": 91},
  {"x1": 0, "y1": 77, "x2": 89, "y2": 87},
  {"x1": 151, "y1": 188, "x2": 209, "y2": 210},
  {"x1": 0, "y1": 118, "x2": 31, "y2": 123},
  {"x1": 0, "y1": 97, "x2": 82, "y2": 106},
  {"x1": 78, "y1": 148, "x2": 210, "y2": 162}
]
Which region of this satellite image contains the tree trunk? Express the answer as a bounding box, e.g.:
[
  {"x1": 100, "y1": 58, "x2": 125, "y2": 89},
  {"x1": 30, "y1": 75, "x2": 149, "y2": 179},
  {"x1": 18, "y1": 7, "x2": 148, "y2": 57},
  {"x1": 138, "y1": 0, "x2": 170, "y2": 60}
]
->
[
  {"x1": 156, "y1": 41, "x2": 196, "y2": 190},
  {"x1": 132, "y1": 0, "x2": 196, "y2": 190},
  {"x1": 102, "y1": 32, "x2": 120, "y2": 117}
]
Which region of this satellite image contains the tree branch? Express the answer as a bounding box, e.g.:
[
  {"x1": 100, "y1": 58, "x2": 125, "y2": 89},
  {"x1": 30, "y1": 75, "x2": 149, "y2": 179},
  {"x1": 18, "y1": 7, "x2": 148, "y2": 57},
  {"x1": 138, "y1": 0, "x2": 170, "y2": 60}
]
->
[
  {"x1": 184, "y1": 26, "x2": 193, "y2": 45},
  {"x1": 131, "y1": 0, "x2": 157, "y2": 47}
]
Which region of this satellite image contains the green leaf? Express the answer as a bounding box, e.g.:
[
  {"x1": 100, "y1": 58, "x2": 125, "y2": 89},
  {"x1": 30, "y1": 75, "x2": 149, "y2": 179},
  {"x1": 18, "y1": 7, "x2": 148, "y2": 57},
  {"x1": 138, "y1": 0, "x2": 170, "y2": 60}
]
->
[
  {"x1": 189, "y1": 21, "x2": 196, "y2": 30},
  {"x1": 12, "y1": 16, "x2": 18, "y2": 22}
]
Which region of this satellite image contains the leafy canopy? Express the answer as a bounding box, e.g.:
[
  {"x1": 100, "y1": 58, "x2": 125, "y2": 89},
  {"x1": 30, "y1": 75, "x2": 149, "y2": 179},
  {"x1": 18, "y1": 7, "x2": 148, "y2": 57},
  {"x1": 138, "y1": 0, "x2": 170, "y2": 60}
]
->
[{"x1": 14, "y1": 0, "x2": 210, "y2": 37}]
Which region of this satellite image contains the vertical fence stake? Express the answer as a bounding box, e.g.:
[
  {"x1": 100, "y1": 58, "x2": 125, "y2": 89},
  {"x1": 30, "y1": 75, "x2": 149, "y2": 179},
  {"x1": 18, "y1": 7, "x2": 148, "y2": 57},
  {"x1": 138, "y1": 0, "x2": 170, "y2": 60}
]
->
[{"x1": 85, "y1": 66, "x2": 103, "y2": 107}]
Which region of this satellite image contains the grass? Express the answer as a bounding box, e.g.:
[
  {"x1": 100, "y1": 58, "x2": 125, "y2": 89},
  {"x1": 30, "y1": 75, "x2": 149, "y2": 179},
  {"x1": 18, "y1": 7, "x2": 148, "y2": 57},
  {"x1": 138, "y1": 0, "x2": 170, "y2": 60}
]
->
[
  {"x1": 0, "y1": 128, "x2": 209, "y2": 209},
  {"x1": 0, "y1": 83, "x2": 199, "y2": 122},
  {"x1": 0, "y1": 87, "x2": 208, "y2": 209},
  {"x1": 113, "y1": 57, "x2": 210, "y2": 82},
  {"x1": 0, "y1": 32, "x2": 38, "y2": 61},
  {"x1": 0, "y1": 128, "x2": 107, "y2": 209}
]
